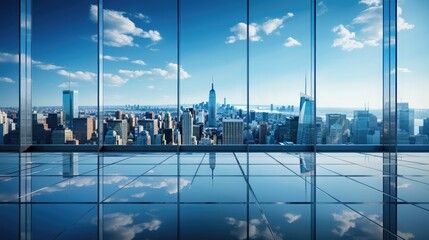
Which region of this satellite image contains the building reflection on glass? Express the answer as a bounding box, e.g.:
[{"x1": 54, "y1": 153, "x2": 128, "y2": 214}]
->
[
  {"x1": 62, "y1": 153, "x2": 78, "y2": 178},
  {"x1": 299, "y1": 153, "x2": 314, "y2": 176},
  {"x1": 209, "y1": 152, "x2": 216, "y2": 187}
]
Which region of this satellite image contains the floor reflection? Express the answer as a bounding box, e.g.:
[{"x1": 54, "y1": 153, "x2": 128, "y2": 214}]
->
[{"x1": 0, "y1": 152, "x2": 428, "y2": 239}]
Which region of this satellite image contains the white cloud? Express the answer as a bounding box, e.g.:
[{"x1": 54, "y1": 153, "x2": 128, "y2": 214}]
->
[
  {"x1": 100, "y1": 213, "x2": 161, "y2": 240},
  {"x1": 104, "y1": 55, "x2": 129, "y2": 61},
  {"x1": 397, "y1": 183, "x2": 411, "y2": 188},
  {"x1": 104, "y1": 176, "x2": 129, "y2": 184},
  {"x1": 147, "y1": 85, "x2": 155, "y2": 89},
  {"x1": 132, "y1": 60, "x2": 146, "y2": 66},
  {"x1": 35, "y1": 64, "x2": 62, "y2": 70},
  {"x1": 317, "y1": 1, "x2": 328, "y2": 16},
  {"x1": 226, "y1": 22, "x2": 261, "y2": 44},
  {"x1": 0, "y1": 77, "x2": 15, "y2": 84},
  {"x1": 57, "y1": 177, "x2": 96, "y2": 188},
  {"x1": 119, "y1": 69, "x2": 152, "y2": 78},
  {"x1": 58, "y1": 82, "x2": 79, "y2": 89},
  {"x1": 0, "y1": 52, "x2": 19, "y2": 63},
  {"x1": 332, "y1": 24, "x2": 364, "y2": 51},
  {"x1": 262, "y1": 13, "x2": 293, "y2": 35},
  {"x1": 397, "y1": 6, "x2": 414, "y2": 31},
  {"x1": 359, "y1": 0, "x2": 381, "y2": 6},
  {"x1": 161, "y1": 63, "x2": 191, "y2": 80},
  {"x1": 284, "y1": 213, "x2": 301, "y2": 223},
  {"x1": 90, "y1": 5, "x2": 162, "y2": 48},
  {"x1": 332, "y1": 210, "x2": 362, "y2": 236},
  {"x1": 131, "y1": 192, "x2": 146, "y2": 198},
  {"x1": 142, "y1": 30, "x2": 162, "y2": 42},
  {"x1": 398, "y1": 231, "x2": 415, "y2": 240},
  {"x1": 104, "y1": 73, "x2": 128, "y2": 87},
  {"x1": 120, "y1": 63, "x2": 191, "y2": 80},
  {"x1": 57, "y1": 69, "x2": 96, "y2": 82},
  {"x1": 226, "y1": 217, "x2": 283, "y2": 240},
  {"x1": 135, "y1": 13, "x2": 151, "y2": 23},
  {"x1": 397, "y1": 67, "x2": 412, "y2": 73},
  {"x1": 284, "y1": 37, "x2": 301, "y2": 47},
  {"x1": 119, "y1": 178, "x2": 190, "y2": 194}
]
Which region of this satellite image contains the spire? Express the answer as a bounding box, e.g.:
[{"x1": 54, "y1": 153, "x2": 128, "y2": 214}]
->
[
  {"x1": 211, "y1": 75, "x2": 214, "y2": 90},
  {"x1": 305, "y1": 72, "x2": 307, "y2": 96},
  {"x1": 211, "y1": 169, "x2": 214, "y2": 189}
]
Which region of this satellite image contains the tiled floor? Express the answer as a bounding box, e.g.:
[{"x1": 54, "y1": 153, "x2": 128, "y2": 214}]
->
[{"x1": 1, "y1": 152, "x2": 429, "y2": 239}]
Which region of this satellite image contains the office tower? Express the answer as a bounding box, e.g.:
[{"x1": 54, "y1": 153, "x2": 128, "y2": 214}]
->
[
  {"x1": 104, "y1": 130, "x2": 121, "y2": 145},
  {"x1": 398, "y1": 102, "x2": 415, "y2": 138},
  {"x1": 222, "y1": 119, "x2": 243, "y2": 144},
  {"x1": 47, "y1": 113, "x2": 62, "y2": 130},
  {"x1": 174, "y1": 129, "x2": 181, "y2": 145},
  {"x1": 136, "y1": 130, "x2": 151, "y2": 145},
  {"x1": 250, "y1": 111, "x2": 256, "y2": 122},
  {"x1": 259, "y1": 122, "x2": 268, "y2": 144},
  {"x1": 325, "y1": 114, "x2": 348, "y2": 144},
  {"x1": 62, "y1": 153, "x2": 78, "y2": 178},
  {"x1": 193, "y1": 125, "x2": 202, "y2": 142},
  {"x1": 63, "y1": 90, "x2": 78, "y2": 129},
  {"x1": 297, "y1": 98, "x2": 314, "y2": 144},
  {"x1": 421, "y1": 118, "x2": 429, "y2": 136},
  {"x1": 145, "y1": 111, "x2": 155, "y2": 120},
  {"x1": 115, "y1": 110, "x2": 123, "y2": 120},
  {"x1": 107, "y1": 119, "x2": 128, "y2": 145},
  {"x1": 196, "y1": 110, "x2": 205, "y2": 124},
  {"x1": 138, "y1": 119, "x2": 159, "y2": 141},
  {"x1": 51, "y1": 126, "x2": 73, "y2": 144},
  {"x1": 285, "y1": 116, "x2": 299, "y2": 144},
  {"x1": 0, "y1": 122, "x2": 7, "y2": 144},
  {"x1": 73, "y1": 117, "x2": 94, "y2": 144},
  {"x1": 154, "y1": 134, "x2": 165, "y2": 145},
  {"x1": 262, "y1": 112, "x2": 269, "y2": 122},
  {"x1": 164, "y1": 112, "x2": 173, "y2": 129},
  {"x1": 208, "y1": 81, "x2": 217, "y2": 127},
  {"x1": 164, "y1": 128, "x2": 174, "y2": 145},
  {"x1": 182, "y1": 109, "x2": 193, "y2": 144},
  {"x1": 299, "y1": 93, "x2": 310, "y2": 112},
  {"x1": 352, "y1": 110, "x2": 378, "y2": 144}
]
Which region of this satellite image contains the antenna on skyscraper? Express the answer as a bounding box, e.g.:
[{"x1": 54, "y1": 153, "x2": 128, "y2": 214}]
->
[
  {"x1": 305, "y1": 72, "x2": 307, "y2": 96},
  {"x1": 211, "y1": 74, "x2": 214, "y2": 90}
]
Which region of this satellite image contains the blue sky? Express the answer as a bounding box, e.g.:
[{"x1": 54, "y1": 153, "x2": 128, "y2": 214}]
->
[{"x1": 0, "y1": 0, "x2": 427, "y2": 109}]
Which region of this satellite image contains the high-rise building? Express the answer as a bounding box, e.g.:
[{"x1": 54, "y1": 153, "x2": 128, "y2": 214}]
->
[
  {"x1": 325, "y1": 114, "x2": 348, "y2": 144},
  {"x1": 222, "y1": 119, "x2": 243, "y2": 144},
  {"x1": 352, "y1": 110, "x2": 378, "y2": 144},
  {"x1": 285, "y1": 116, "x2": 299, "y2": 144},
  {"x1": 63, "y1": 90, "x2": 78, "y2": 129},
  {"x1": 51, "y1": 126, "x2": 73, "y2": 144},
  {"x1": 297, "y1": 96, "x2": 314, "y2": 144},
  {"x1": 73, "y1": 117, "x2": 94, "y2": 144},
  {"x1": 182, "y1": 109, "x2": 193, "y2": 144},
  {"x1": 398, "y1": 102, "x2": 414, "y2": 137},
  {"x1": 208, "y1": 81, "x2": 216, "y2": 127},
  {"x1": 259, "y1": 122, "x2": 268, "y2": 144},
  {"x1": 107, "y1": 119, "x2": 128, "y2": 145},
  {"x1": 115, "y1": 110, "x2": 123, "y2": 120},
  {"x1": 47, "y1": 113, "x2": 63, "y2": 130},
  {"x1": 136, "y1": 130, "x2": 151, "y2": 145},
  {"x1": 164, "y1": 112, "x2": 173, "y2": 129},
  {"x1": 262, "y1": 112, "x2": 269, "y2": 122},
  {"x1": 138, "y1": 119, "x2": 159, "y2": 141}
]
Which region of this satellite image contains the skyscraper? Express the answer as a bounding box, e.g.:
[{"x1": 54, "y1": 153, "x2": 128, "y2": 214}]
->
[
  {"x1": 182, "y1": 109, "x2": 193, "y2": 144},
  {"x1": 398, "y1": 102, "x2": 414, "y2": 137},
  {"x1": 297, "y1": 96, "x2": 314, "y2": 144},
  {"x1": 208, "y1": 80, "x2": 216, "y2": 127},
  {"x1": 222, "y1": 119, "x2": 243, "y2": 144},
  {"x1": 62, "y1": 90, "x2": 78, "y2": 129},
  {"x1": 259, "y1": 122, "x2": 268, "y2": 144},
  {"x1": 73, "y1": 117, "x2": 94, "y2": 144}
]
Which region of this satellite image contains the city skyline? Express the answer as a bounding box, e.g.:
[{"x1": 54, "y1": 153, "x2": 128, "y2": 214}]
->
[{"x1": 1, "y1": 0, "x2": 428, "y2": 109}]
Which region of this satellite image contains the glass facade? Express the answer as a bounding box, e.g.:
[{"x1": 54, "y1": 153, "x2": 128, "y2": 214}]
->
[{"x1": 0, "y1": 0, "x2": 428, "y2": 149}]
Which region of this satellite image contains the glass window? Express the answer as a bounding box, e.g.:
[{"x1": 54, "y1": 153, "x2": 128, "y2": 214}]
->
[
  {"x1": 103, "y1": 0, "x2": 178, "y2": 146},
  {"x1": 250, "y1": 0, "x2": 311, "y2": 145},
  {"x1": 316, "y1": 0, "x2": 383, "y2": 145},
  {"x1": 180, "y1": 0, "x2": 247, "y2": 145},
  {"x1": 32, "y1": 0, "x2": 98, "y2": 145},
  {"x1": 0, "y1": 0, "x2": 19, "y2": 145},
  {"x1": 397, "y1": 0, "x2": 429, "y2": 145}
]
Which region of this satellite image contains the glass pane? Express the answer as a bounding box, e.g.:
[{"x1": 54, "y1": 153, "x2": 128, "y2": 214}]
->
[
  {"x1": 0, "y1": 0, "x2": 19, "y2": 145},
  {"x1": 317, "y1": 0, "x2": 383, "y2": 145},
  {"x1": 32, "y1": 0, "x2": 98, "y2": 145},
  {"x1": 250, "y1": 0, "x2": 311, "y2": 145},
  {"x1": 180, "y1": 0, "x2": 247, "y2": 145},
  {"x1": 103, "y1": 0, "x2": 178, "y2": 146},
  {"x1": 397, "y1": 0, "x2": 429, "y2": 145}
]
